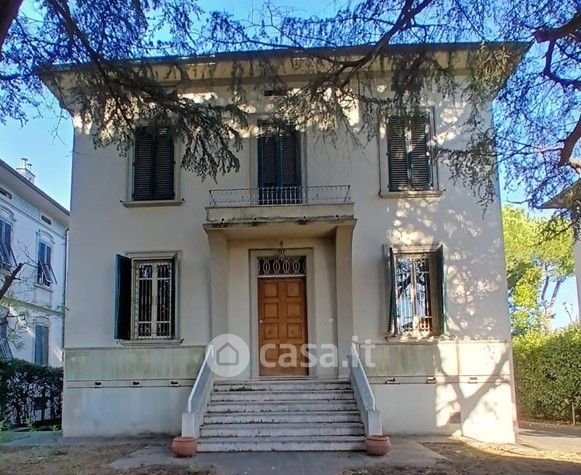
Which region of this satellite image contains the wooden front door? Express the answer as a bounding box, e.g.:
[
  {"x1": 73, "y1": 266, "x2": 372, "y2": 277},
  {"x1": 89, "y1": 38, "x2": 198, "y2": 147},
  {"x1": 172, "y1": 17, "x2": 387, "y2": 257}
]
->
[{"x1": 258, "y1": 277, "x2": 308, "y2": 376}]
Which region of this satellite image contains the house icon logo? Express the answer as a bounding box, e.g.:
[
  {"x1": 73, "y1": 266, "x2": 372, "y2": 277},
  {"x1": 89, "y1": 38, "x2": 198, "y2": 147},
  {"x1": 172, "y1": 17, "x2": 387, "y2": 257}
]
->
[
  {"x1": 216, "y1": 341, "x2": 239, "y2": 366},
  {"x1": 209, "y1": 333, "x2": 249, "y2": 378}
]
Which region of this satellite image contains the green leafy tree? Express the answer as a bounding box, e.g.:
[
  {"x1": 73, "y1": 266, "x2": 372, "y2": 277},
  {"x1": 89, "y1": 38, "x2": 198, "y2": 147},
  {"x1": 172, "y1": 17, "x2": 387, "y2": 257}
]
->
[
  {"x1": 0, "y1": 1, "x2": 579, "y2": 227},
  {"x1": 503, "y1": 206, "x2": 575, "y2": 334}
]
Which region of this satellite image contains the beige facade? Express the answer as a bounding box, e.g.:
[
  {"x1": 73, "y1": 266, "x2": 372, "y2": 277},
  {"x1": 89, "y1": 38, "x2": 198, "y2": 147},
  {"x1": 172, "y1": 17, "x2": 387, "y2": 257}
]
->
[{"x1": 52, "y1": 45, "x2": 517, "y2": 442}]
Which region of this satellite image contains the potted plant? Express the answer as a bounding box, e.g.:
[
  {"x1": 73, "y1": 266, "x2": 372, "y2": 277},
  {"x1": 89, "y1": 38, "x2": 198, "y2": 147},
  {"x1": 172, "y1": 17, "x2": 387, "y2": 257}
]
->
[
  {"x1": 365, "y1": 434, "x2": 390, "y2": 456},
  {"x1": 171, "y1": 436, "x2": 198, "y2": 457}
]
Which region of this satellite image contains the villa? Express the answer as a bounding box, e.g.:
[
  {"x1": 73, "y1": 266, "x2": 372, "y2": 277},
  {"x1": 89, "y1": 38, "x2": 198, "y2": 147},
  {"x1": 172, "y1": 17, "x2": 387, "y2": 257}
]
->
[{"x1": 45, "y1": 43, "x2": 520, "y2": 450}]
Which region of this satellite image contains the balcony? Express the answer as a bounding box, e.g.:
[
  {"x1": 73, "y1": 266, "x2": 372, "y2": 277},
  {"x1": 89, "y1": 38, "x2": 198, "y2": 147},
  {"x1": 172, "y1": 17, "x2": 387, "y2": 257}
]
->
[
  {"x1": 208, "y1": 185, "x2": 351, "y2": 207},
  {"x1": 205, "y1": 185, "x2": 355, "y2": 236}
]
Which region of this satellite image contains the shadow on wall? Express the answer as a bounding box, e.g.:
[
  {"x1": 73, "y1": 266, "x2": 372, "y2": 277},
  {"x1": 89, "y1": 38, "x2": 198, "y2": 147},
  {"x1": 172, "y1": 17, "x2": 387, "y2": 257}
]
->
[{"x1": 376, "y1": 191, "x2": 509, "y2": 339}]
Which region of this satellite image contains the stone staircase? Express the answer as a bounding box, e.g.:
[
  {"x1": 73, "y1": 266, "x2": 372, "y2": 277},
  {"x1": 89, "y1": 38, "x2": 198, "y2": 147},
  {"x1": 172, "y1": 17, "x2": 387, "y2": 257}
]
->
[{"x1": 197, "y1": 378, "x2": 366, "y2": 452}]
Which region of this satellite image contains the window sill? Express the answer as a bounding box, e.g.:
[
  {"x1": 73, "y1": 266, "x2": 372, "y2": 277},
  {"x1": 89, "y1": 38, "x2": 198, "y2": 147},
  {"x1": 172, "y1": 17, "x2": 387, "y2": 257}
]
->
[
  {"x1": 122, "y1": 199, "x2": 184, "y2": 208},
  {"x1": 34, "y1": 283, "x2": 54, "y2": 292},
  {"x1": 383, "y1": 334, "x2": 453, "y2": 343},
  {"x1": 379, "y1": 190, "x2": 443, "y2": 199},
  {"x1": 117, "y1": 338, "x2": 183, "y2": 348}
]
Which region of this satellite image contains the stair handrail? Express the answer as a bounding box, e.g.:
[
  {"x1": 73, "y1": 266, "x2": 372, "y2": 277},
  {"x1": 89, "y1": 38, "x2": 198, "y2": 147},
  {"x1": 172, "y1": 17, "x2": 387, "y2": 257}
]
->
[
  {"x1": 348, "y1": 342, "x2": 382, "y2": 436},
  {"x1": 182, "y1": 344, "x2": 215, "y2": 437}
]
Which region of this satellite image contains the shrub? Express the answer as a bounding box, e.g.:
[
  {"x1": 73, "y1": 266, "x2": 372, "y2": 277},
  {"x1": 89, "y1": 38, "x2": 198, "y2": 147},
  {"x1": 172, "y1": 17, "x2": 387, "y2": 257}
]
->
[
  {"x1": 0, "y1": 358, "x2": 63, "y2": 428},
  {"x1": 513, "y1": 326, "x2": 581, "y2": 422}
]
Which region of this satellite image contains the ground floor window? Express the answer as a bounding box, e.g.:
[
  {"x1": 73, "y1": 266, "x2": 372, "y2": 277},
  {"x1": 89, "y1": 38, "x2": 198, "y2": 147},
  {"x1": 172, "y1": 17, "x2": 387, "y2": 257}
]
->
[
  {"x1": 385, "y1": 246, "x2": 446, "y2": 336},
  {"x1": 34, "y1": 324, "x2": 49, "y2": 365},
  {"x1": 115, "y1": 254, "x2": 177, "y2": 340}
]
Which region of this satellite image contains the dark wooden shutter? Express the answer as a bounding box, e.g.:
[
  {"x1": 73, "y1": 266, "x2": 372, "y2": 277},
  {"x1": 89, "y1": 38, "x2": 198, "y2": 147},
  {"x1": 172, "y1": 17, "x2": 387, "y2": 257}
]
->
[
  {"x1": 410, "y1": 114, "x2": 431, "y2": 190},
  {"x1": 34, "y1": 325, "x2": 49, "y2": 366},
  {"x1": 171, "y1": 255, "x2": 177, "y2": 339},
  {"x1": 435, "y1": 245, "x2": 447, "y2": 335},
  {"x1": 258, "y1": 135, "x2": 278, "y2": 188},
  {"x1": 153, "y1": 128, "x2": 175, "y2": 200},
  {"x1": 45, "y1": 245, "x2": 57, "y2": 284},
  {"x1": 387, "y1": 117, "x2": 409, "y2": 191},
  {"x1": 280, "y1": 130, "x2": 300, "y2": 187},
  {"x1": 384, "y1": 245, "x2": 397, "y2": 335},
  {"x1": 133, "y1": 127, "x2": 155, "y2": 201},
  {"x1": 114, "y1": 255, "x2": 132, "y2": 340}
]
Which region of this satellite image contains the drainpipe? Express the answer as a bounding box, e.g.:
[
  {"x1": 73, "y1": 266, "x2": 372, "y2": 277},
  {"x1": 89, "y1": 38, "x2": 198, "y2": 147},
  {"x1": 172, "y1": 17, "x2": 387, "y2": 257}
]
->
[{"x1": 61, "y1": 227, "x2": 69, "y2": 359}]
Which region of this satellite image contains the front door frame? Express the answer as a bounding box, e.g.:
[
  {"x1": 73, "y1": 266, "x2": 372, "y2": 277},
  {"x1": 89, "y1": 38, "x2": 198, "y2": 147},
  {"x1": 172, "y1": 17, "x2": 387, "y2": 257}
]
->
[{"x1": 249, "y1": 248, "x2": 317, "y2": 378}]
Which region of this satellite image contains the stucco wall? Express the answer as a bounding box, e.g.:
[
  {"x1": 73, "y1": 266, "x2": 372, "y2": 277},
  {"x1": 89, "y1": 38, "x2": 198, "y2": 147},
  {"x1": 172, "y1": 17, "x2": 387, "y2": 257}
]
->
[
  {"x1": 65, "y1": 79, "x2": 514, "y2": 439},
  {"x1": 361, "y1": 340, "x2": 516, "y2": 442},
  {"x1": 63, "y1": 346, "x2": 204, "y2": 435}
]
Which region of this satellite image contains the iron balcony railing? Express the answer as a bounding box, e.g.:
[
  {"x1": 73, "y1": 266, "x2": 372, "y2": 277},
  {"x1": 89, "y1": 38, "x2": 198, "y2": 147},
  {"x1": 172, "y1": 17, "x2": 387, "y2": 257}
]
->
[{"x1": 208, "y1": 185, "x2": 351, "y2": 208}]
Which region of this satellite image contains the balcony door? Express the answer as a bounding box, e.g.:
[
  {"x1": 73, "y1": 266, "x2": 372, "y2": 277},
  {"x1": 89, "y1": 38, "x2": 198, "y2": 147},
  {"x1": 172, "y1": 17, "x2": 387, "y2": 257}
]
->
[{"x1": 258, "y1": 125, "x2": 301, "y2": 204}]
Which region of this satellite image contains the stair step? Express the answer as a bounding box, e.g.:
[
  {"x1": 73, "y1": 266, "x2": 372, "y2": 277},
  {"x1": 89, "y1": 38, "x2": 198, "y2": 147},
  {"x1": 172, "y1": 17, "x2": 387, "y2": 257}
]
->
[
  {"x1": 203, "y1": 410, "x2": 362, "y2": 424},
  {"x1": 197, "y1": 435, "x2": 366, "y2": 452},
  {"x1": 207, "y1": 400, "x2": 358, "y2": 413},
  {"x1": 214, "y1": 378, "x2": 349, "y2": 385},
  {"x1": 200, "y1": 422, "x2": 364, "y2": 438},
  {"x1": 213, "y1": 381, "x2": 351, "y2": 392},
  {"x1": 210, "y1": 390, "x2": 355, "y2": 402}
]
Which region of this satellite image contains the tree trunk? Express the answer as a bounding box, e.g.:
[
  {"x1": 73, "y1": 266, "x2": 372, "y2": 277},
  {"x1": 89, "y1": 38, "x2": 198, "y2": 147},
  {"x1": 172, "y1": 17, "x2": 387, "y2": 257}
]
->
[
  {"x1": 0, "y1": 262, "x2": 24, "y2": 358},
  {"x1": 0, "y1": 311, "x2": 13, "y2": 358},
  {"x1": 0, "y1": 262, "x2": 23, "y2": 302},
  {"x1": 0, "y1": 0, "x2": 23, "y2": 52}
]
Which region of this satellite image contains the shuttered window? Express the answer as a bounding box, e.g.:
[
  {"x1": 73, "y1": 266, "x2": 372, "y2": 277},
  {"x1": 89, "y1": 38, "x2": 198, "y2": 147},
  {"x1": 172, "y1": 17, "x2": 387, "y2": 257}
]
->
[
  {"x1": 133, "y1": 127, "x2": 175, "y2": 201},
  {"x1": 0, "y1": 220, "x2": 15, "y2": 269},
  {"x1": 34, "y1": 324, "x2": 49, "y2": 366},
  {"x1": 114, "y1": 254, "x2": 177, "y2": 340},
  {"x1": 387, "y1": 113, "x2": 433, "y2": 191},
  {"x1": 37, "y1": 241, "x2": 56, "y2": 287},
  {"x1": 385, "y1": 246, "x2": 446, "y2": 336},
  {"x1": 258, "y1": 125, "x2": 301, "y2": 204}
]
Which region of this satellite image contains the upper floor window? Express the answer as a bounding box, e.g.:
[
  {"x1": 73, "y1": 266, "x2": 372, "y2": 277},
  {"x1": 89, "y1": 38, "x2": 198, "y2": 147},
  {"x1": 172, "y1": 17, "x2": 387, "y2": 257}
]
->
[
  {"x1": 387, "y1": 113, "x2": 434, "y2": 192},
  {"x1": 385, "y1": 246, "x2": 446, "y2": 336},
  {"x1": 37, "y1": 241, "x2": 56, "y2": 287},
  {"x1": 0, "y1": 220, "x2": 15, "y2": 269},
  {"x1": 258, "y1": 123, "x2": 301, "y2": 204},
  {"x1": 133, "y1": 126, "x2": 175, "y2": 201},
  {"x1": 115, "y1": 254, "x2": 177, "y2": 341}
]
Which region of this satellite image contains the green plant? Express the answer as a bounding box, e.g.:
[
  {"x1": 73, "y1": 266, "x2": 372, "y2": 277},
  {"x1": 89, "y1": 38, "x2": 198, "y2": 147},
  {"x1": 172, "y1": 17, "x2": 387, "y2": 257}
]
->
[
  {"x1": 513, "y1": 325, "x2": 581, "y2": 422},
  {"x1": 0, "y1": 358, "x2": 63, "y2": 428}
]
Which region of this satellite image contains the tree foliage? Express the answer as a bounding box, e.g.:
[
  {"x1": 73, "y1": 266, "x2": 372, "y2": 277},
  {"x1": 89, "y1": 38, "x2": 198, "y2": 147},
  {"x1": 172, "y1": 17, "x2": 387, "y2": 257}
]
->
[
  {"x1": 0, "y1": 1, "x2": 579, "y2": 226},
  {"x1": 503, "y1": 206, "x2": 575, "y2": 334},
  {"x1": 513, "y1": 326, "x2": 581, "y2": 422},
  {"x1": 0, "y1": 357, "x2": 63, "y2": 427}
]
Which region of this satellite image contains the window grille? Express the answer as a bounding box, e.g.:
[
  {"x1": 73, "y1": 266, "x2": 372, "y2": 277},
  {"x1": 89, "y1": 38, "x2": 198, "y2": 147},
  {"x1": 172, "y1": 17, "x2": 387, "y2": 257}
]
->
[
  {"x1": 132, "y1": 259, "x2": 174, "y2": 339},
  {"x1": 257, "y1": 256, "x2": 306, "y2": 278},
  {"x1": 395, "y1": 253, "x2": 435, "y2": 334}
]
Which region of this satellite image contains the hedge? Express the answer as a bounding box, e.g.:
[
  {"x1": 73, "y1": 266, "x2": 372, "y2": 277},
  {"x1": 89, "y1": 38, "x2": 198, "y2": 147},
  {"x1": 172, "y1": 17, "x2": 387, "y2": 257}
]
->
[
  {"x1": 0, "y1": 358, "x2": 63, "y2": 428},
  {"x1": 513, "y1": 326, "x2": 581, "y2": 422}
]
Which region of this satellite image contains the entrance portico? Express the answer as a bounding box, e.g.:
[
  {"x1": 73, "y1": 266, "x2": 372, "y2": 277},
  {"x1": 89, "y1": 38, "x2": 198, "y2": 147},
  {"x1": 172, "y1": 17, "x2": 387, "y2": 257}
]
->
[{"x1": 204, "y1": 187, "x2": 355, "y2": 378}]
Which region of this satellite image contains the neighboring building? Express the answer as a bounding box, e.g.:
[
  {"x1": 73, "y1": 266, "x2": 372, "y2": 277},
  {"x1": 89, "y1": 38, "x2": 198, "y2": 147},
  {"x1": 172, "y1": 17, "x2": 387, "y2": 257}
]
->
[
  {"x1": 46, "y1": 43, "x2": 521, "y2": 447},
  {"x1": 0, "y1": 158, "x2": 69, "y2": 366}
]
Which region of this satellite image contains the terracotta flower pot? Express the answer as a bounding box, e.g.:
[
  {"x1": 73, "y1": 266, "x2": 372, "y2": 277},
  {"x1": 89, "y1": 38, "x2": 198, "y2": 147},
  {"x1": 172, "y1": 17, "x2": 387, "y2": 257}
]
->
[
  {"x1": 365, "y1": 434, "x2": 390, "y2": 456},
  {"x1": 171, "y1": 436, "x2": 197, "y2": 457}
]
